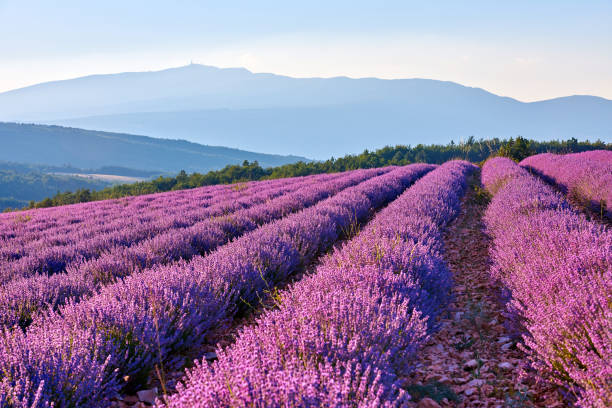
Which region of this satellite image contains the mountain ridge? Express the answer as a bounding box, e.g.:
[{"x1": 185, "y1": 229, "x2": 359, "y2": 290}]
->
[
  {"x1": 1, "y1": 64, "x2": 610, "y2": 159},
  {"x1": 4, "y1": 64, "x2": 609, "y2": 105}
]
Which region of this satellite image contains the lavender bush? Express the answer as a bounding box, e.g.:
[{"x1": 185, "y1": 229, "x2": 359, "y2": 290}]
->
[
  {"x1": 0, "y1": 170, "x2": 383, "y2": 330},
  {"x1": 0, "y1": 164, "x2": 434, "y2": 407},
  {"x1": 521, "y1": 150, "x2": 612, "y2": 218},
  {"x1": 482, "y1": 157, "x2": 612, "y2": 408},
  {"x1": 0, "y1": 174, "x2": 339, "y2": 283},
  {"x1": 160, "y1": 160, "x2": 474, "y2": 407}
]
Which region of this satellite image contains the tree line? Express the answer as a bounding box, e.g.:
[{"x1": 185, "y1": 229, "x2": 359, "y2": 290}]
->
[{"x1": 13, "y1": 137, "x2": 611, "y2": 211}]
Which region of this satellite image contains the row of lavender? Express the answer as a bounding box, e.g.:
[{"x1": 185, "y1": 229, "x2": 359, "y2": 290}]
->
[
  {"x1": 1, "y1": 181, "x2": 243, "y2": 247},
  {"x1": 161, "y1": 161, "x2": 475, "y2": 407},
  {"x1": 482, "y1": 157, "x2": 611, "y2": 408},
  {"x1": 0, "y1": 174, "x2": 332, "y2": 282},
  {"x1": 0, "y1": 173, "x2": 310, "y2": 240},
  {"x1": 521, "y1": 150, "x2": 612, "y2": 219},
  {"x1": 0, "y1": 164, "x2": 434, "y2": 407},
  {"x1": 0, "y1": 179, "x2": 273, "y2": 267},
  {"x1": 0, "y1": 169, "x2": 383, "y2": 330}
]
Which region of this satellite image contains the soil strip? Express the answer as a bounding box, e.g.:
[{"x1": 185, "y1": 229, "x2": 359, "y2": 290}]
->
[{"x1": 402, "y1": 172, "x2": 563, "y2": 408}]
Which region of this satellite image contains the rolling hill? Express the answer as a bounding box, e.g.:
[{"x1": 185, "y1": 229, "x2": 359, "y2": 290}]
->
[{"x1": 0, "y1": 122, "x2": 309, "y2": 173}]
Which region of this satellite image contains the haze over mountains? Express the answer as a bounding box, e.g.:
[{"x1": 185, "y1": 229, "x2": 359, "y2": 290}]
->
[{"x1": 1, "y1": 64, "x2": 611, "y2": 159}]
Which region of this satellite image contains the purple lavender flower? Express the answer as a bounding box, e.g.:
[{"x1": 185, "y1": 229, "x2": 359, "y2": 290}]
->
[
  {"x1": 1, "y1": 164, "x2": 435, "y2": 406},
  {"x1": 521, "y1": 150, "x2": 612, "y2": 218},
  {"x1": 482, "y1": 157, "x2": 612, "y2": 408},
  {"x1": 160, "y1": 161, "x2": 475, "y2": 407}
]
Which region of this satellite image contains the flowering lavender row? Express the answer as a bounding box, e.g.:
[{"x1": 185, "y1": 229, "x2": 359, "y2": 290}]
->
[
  {"x1": 0, "y1": 169, "x2": 382, "y2": 330},
  {"x1": 521, "y1": 150, "x2": 612, "y2": 219},
  {"x1": 0, "y1": 175, "x2": 330, "y2": 282},
  {"x1": 0, "y1": 174, "x2": 343, "y2": 276},
  {"x1": 0, "y1": 173, "x2": 321, "y2": 240},
  {"x1": 0, "y1": 182, "x2": 266, "y2": 261},
  {"x1": 161, "y1": 160, "x2": 474, "y2": 408},
  {"x1": 482, "y1": 157, "x2": 612, "y2": 408},
  {"x1": 0, "y1": 180, "x2": 272, "y2": 262},
  {"x1": 0, "y1": 174, "x2": 325, "y2": 252},
  {"x1": 0, "y1": 164, "x2": 433, "y2": 407},
  {"x1": 0, "y1": 174, "x2": 343, "y2": 285},
  {"x1": 577, "y1": 149, "x2": 612, "y2": 164},
  {"x1": 1, "y1": 181, "x2": 237, "y2": 244}
]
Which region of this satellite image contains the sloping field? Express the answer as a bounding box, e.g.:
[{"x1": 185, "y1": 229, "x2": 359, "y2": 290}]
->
[{"x1": 0, "y1": 153, "x2": 610, "y2": 408}]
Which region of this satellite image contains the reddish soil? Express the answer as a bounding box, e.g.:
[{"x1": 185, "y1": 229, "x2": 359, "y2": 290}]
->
[{"x1": 402, "y1": 173, "x2": 564, "y2": 408}]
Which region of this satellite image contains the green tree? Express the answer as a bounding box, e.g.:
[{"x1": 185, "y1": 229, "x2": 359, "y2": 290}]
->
[{"x1": 497, "y1": 136, "x2": 534, "y2": 161}]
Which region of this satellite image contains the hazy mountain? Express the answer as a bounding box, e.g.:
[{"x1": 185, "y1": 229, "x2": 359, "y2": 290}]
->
[
  {"x1": 0, "y1": 122, "x2": 309, "y2": 173},
  {"x1": 0, "y1": 64, "x2": 610, "y2": 159}
]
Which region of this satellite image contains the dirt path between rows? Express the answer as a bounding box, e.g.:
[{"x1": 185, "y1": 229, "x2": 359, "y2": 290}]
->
[{"x1": 403, "y1": 172, "x2": 563, "y2": 408}]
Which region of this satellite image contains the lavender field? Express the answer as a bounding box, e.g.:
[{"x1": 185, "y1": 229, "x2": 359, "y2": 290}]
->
[{"x1": 0, "y1": 153, "x2": 610, "y2": 408}]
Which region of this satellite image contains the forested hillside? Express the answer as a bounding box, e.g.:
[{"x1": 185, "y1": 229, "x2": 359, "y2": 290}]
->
[
  {"x1": 0, "y1": 170, "x2": 111, "y2": 210},
  {"x1": 0, "y1": 122, "x2": 308, "y2": 173},
  {"x1": 17, "y1": 137, "x2": 610, "y2": 210}
]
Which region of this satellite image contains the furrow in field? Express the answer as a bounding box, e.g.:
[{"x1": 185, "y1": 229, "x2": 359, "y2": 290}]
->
[
  {"x1": 404, "y1": 171, "x2": 563, "y2": 407},
  {"x1": 159, "y1": 161, "x2": 474, "y2": 407},
  {"x1": 0, "y1": 170, "x2": 378, "y2": 329},
  {"x1": 0, "y1": 164, "x2": 433, "y2": 407}
]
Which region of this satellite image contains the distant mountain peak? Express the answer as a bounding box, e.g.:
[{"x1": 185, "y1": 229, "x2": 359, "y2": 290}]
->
[
  {"x1": 0, "y1": 65, "x2": 610, "y2": 159},
  {"x1": 173, "y1": 63, "x2": 248, "y2": 71}
]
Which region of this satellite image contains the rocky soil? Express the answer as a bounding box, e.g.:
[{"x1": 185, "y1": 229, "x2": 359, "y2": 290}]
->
[{"x1": 402, "y1": 174, "x2": 564, "y2": 408}]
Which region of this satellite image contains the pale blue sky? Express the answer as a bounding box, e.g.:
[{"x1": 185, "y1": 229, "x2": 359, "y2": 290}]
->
[{"x1": 1, "y1": 0, "x2": 611, "y2": 101}]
